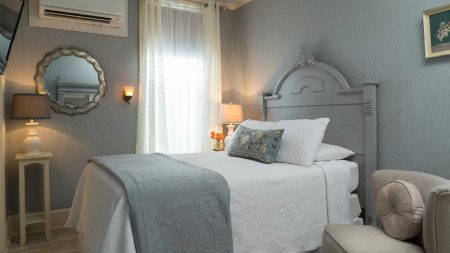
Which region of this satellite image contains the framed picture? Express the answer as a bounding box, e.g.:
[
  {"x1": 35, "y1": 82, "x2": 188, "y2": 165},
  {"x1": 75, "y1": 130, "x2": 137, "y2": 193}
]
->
[{"x1": 423, "y1": 5, "x2": 450, "y2": 58}]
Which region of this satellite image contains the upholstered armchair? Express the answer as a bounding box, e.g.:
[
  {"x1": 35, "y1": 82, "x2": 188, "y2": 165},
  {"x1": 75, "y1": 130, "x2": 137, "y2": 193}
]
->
[{"x1": 322, "y1": 170, "x2": 450, "y2": 253}]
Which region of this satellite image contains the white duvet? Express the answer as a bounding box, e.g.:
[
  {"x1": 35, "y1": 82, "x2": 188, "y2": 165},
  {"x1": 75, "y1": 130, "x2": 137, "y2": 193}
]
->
[{"x1": 66, "y1": 152, "x2": 358, "y2": 253}]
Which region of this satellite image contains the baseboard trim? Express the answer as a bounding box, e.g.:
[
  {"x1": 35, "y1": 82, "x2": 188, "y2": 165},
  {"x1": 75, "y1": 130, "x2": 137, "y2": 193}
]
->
[{"x1": 7, "y1": 208, "x2": 70, "y2": 238}]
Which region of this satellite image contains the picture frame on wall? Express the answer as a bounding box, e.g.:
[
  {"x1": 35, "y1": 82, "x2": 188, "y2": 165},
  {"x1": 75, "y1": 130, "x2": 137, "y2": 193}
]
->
[{"x1": 423, "y1": 4, "x2": 450, "y2": 58}]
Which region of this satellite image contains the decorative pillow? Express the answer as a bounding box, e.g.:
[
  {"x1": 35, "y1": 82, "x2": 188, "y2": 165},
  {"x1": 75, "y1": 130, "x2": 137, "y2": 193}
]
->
[
  {"x1": 226, "y1": 118, "x2": 330, "y2": 167},
  {"x1": 225, "y1": 120, "x2": 273, "y2": 151},
  {"x1": 376, "y1": 180, "x2": 425, "y2": 240},
  {"x1": 314, "y1": 143, "x2": 355, "y2": 161},
  {"x1": 228, "y1": 126, "x2": 284, "y2": 164}
]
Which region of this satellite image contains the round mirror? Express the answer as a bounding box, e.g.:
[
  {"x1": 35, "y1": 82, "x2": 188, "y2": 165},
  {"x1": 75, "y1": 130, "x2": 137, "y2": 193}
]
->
[{"x1": 35, "y1": 48, "x2": 106, "y2": 116}]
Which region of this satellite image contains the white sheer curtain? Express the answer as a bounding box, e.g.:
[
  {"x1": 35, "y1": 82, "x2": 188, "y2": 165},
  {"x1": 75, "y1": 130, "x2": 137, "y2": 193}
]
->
[
  {"x1": 202, "y1": 1, "x2": 223, "y2": 151},
  {"x1": 137, "y1": 0, "x2": 222, "y2": 154},
  {"x1": 137, "y1": 0, "x2": 166, "y2": 153}
]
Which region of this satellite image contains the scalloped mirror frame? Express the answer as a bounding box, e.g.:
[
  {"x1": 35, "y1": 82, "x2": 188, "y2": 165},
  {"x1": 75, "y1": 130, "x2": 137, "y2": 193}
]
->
[{"x1": 34, "y1": 47, "x2": 106, "y2": 116}]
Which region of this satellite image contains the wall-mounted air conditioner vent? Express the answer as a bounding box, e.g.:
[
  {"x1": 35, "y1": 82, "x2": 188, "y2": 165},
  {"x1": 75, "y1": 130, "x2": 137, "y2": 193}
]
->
[
  {"x1": 29, "y1": 0, "x2": 128, "y2": 37},
  {"x1": 43, "y1": 9, "x2": 113, "y2": 25}
]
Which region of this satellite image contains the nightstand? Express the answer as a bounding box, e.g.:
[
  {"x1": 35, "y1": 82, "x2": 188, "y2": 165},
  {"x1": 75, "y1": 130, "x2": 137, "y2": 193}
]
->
[{"x1": 15, "y1": 152, "x2": 53, "y2": 246}]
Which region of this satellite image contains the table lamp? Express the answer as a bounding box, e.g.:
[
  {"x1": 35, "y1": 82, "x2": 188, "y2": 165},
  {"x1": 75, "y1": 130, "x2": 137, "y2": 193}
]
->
[
  {"x1": 11, "y1": 94, "x2": 51, "y2": 156},
  {"x1": 220, "y1": 103, "x2": 243, "y2": 137}
]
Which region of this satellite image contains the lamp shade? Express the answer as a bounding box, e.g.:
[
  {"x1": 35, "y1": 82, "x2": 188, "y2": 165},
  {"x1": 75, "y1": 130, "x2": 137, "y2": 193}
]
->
[
  {"x1": 11, "y1": 94, "x2": 51, "y2": 120},
  {"x1": 220, "y1": 103, "x2": 243, "y2": 124}
]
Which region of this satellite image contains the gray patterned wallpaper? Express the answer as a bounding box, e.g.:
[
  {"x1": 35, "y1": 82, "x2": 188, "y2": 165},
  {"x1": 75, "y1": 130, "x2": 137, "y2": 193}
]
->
[
  {"x1": 4, "y1": 0, "x2": 138, "y2": 213},
  {"x1": 224, "y1": 0, "x2": 450, "y2": 179},
  {"x1": 5, "y1": 0, "x2": 450, "y2": 215}
]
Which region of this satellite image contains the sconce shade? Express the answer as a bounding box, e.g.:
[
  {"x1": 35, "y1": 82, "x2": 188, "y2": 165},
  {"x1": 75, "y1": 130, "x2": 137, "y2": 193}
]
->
[
  {"x1": 124, "y1": 86, "x2": 134, "y2": 97},
  {"x1": 123, "y1": 86, "x2": 134, "y2": 104},
  {"x1": 11, "y1": 94, "x2": 51, "y2": 120},
  {"x1": 220, "y1": 103, "x2": 243, "y2": 124}
]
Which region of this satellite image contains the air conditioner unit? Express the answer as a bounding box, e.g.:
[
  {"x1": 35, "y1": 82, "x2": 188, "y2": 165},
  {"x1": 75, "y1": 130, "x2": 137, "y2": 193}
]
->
[{"x1": 29, "y1": 0, "x2": 128, "y2": 37}]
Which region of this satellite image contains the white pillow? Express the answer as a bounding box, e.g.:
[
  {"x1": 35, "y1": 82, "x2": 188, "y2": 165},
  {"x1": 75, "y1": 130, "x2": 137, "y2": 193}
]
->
[
  {"x1": 226, "y1": 118, "x2": 330, "y2": 167},
  {"x1": 314, "y1": 143, "x2": 355, "y2": 161},
  {"x1": 275, "y1": 118, "x2": 329, "y2": 166}
]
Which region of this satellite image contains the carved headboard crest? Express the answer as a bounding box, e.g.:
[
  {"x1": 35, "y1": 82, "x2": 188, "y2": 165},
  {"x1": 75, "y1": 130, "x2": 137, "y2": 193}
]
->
[{"x1": 266, "y1": 44, "x2": 359, "y2": 101}]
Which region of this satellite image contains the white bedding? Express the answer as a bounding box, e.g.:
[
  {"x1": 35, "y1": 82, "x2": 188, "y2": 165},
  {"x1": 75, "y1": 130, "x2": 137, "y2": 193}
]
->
[{"x1": 66, "y1": 152, "x2": 358, "y2": 253}]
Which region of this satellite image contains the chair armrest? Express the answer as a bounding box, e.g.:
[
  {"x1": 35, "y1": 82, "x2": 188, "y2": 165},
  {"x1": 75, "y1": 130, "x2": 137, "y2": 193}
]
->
[{"x1": 424, "y1": 184, "x2": 450, "y2": 253}]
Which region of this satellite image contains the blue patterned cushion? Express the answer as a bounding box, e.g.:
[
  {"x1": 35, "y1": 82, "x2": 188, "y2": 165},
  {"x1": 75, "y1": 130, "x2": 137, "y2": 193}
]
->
[{"x1": 228, "y1": 126, "x2": 284, "y2": 164}]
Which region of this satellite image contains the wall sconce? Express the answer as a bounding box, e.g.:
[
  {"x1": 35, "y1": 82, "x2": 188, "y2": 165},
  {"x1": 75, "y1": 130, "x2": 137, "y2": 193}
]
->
[{"x1": 123, "y1": 86, "x2": 134, "y2": 104}]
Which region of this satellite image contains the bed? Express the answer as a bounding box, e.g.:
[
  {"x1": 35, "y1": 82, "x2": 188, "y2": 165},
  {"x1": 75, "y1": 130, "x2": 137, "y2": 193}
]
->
[
  {"x1": 67, "y1": 153, "x2": 360, "y2": 253},
  {"x1": 66, "y1": 46, "x2": 379, "y2": 253}
]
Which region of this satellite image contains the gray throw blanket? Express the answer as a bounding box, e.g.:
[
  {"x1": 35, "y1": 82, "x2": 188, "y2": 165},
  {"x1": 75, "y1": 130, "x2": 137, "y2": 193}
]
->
[{"x1": 90, "y1": 153, "x2": 233, "y2": 253}]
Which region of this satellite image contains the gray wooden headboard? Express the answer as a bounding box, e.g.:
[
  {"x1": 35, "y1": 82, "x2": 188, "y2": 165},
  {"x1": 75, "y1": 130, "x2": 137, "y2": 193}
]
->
[{"x1": 258, "y1": 46, "x2": 379, "y2": 224}]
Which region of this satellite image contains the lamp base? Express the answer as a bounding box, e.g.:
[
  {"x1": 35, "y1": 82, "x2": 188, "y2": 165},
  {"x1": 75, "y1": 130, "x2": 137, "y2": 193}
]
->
[
  {"x1": 23, "y1": 120, "x2": 42, "y2": 156},
  {"x1": 226, "y1": 124, "x2": 236, "y2": 137}
]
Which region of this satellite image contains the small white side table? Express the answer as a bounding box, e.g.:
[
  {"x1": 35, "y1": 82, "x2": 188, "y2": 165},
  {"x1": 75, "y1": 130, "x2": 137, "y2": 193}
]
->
[{"x1": 15, "y1": 152, "x2": 53, "y2": 246}]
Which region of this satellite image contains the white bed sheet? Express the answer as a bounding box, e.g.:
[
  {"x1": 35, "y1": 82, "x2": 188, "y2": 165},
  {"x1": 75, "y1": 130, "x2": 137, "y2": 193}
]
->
[{"x1": 66, "y1": 152, "x2": 358, "y2": 253}]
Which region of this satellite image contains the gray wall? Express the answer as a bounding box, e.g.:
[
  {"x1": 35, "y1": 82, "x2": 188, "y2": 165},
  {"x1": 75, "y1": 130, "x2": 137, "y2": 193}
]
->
[
  {"x1": 223, "y1": 0, "x2": 450, "y2": 179},
  {"x1": 220, "y1": 10, "x2": 236, "y2": 104},
  {"x1": 4, "y1": 0, "x2": 138, "y2": 213},
  {"x1": 7, "y1": 0, "x2": 450, "y2": 214}
]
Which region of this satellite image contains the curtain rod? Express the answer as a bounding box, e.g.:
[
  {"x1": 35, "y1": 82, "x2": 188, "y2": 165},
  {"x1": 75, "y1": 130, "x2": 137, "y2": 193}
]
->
[{"x1": 164, "y1": 0, "x2": 228, "y2": 9}]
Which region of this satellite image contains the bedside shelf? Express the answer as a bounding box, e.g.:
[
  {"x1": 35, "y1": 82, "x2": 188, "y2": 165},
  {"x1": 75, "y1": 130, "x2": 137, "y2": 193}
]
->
[{"x1": 16, "y1": 152, "x2": 53, "y2": 245}]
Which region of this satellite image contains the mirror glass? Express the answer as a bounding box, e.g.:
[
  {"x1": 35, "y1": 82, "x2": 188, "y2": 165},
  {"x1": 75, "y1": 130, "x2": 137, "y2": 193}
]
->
[
  {"x1": 35, "y1": 47, "x2": 106, "y2": 116},
  {"x1": 0, "y1": 0, "x2": 24, "y2": 74},
  {"x1": 44, "y1": 55, "x2": 100, "y2": 108}
]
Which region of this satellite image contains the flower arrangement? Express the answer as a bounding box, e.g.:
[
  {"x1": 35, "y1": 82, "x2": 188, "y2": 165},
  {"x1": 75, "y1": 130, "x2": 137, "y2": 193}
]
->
[
  {"x1": 210, "y1": 131, "x2": 225, "y2": 150},
  {"x1": 436, "y1": 22, "x2": 450, "y2": 42}
]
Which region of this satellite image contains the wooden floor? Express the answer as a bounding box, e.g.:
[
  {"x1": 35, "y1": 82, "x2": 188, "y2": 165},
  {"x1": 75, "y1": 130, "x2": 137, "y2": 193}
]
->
[
  {"x1": 8, "y1": 228, "x2": 79, "y2": 253},
  {"x1": 7, "y1": 229, "x2": 320, "y2": 253}
]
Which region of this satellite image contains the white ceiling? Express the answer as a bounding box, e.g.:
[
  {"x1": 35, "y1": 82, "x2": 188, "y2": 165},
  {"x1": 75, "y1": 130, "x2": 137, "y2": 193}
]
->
[
  {"x1": 222, "y1": 0, "x2": 252, "y2": 10},
  {"x1": 223, "y1": 0, "x2": 252, "y2": 10}
]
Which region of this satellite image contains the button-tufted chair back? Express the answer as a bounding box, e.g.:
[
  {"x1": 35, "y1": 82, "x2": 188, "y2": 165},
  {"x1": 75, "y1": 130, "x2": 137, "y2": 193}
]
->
[{"x1": 372, "y1": 170, "x2": 450, "y2": 253}]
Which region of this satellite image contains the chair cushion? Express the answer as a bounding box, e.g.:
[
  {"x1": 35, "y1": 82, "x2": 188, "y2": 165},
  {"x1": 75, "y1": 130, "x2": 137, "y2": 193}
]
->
[
  {"x1": 376, "y1": 180, "x2": 425, "y2": 240},
  {"x1": 323, "y1": 224, "x2": 425, "y2": 253}
]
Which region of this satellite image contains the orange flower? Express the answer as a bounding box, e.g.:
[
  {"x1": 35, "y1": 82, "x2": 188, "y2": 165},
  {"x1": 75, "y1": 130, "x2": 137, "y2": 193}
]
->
[{"x1": 210, "y1": 131, "x2": 225, "y2": 141}]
